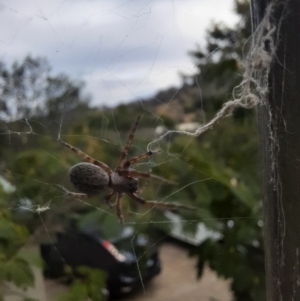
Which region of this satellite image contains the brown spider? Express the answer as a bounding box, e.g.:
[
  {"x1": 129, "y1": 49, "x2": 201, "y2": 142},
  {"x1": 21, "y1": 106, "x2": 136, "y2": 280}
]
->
[{"x1": 59, "y1": 116, "x2": 194, "y2": 224}]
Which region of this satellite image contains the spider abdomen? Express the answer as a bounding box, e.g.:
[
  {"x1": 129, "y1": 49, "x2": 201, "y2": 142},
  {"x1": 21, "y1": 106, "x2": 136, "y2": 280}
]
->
[{"x1": 69, "y1": 163, "x2": 109, "y2": 195}]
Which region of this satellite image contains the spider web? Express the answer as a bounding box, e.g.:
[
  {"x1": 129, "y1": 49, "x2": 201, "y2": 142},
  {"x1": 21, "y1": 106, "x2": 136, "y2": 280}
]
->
[{"x1": 0, "y1": 1, "x2": 279, "y2": 300}]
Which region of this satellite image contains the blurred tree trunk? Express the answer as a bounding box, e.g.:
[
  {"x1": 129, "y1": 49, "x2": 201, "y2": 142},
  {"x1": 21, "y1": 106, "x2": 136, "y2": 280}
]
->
[{"x1": 251, "y1": 0, "x2": 300, "y2": 300}]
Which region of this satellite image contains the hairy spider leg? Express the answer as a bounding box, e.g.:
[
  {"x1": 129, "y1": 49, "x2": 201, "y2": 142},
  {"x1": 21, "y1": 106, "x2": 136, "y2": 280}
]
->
[
  {"x1": 59, "y1": 139, "x2": 112, "y2": 175},
  {"x1": 104, "y1": 192, "x2": 117, "y2": 208},
  {"x1": 115, "y1": 115, "x2": 141, "y2": 171},
  {"x1": 116, "y1": 193, "x2": 124, "y2": 224},
  {"x1": 128, "y1": 193, "x2": 196, "y2": 211},
  {"x1": 118, "y1": 169, "x2": 177, "y2": 185},
  {"x1": 123, "y1": 150, "x2": 161, "y2": 169}
]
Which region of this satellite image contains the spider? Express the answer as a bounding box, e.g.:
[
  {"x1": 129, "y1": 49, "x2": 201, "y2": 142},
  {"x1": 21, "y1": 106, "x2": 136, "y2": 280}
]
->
[{"x1": 59, "y1": 116, "x2": 194, "y2": 224}]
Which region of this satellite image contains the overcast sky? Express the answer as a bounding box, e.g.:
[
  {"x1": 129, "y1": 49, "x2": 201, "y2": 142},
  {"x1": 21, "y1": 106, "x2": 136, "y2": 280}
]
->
[{"x1": 0, "y1": 0, "x2": 239, "y2": 107}]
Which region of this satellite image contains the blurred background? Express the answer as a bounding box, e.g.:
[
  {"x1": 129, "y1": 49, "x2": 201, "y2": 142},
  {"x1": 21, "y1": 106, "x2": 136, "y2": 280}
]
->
[{"x1": 0, "y1": 1, "x2": 265, "y2": 301}]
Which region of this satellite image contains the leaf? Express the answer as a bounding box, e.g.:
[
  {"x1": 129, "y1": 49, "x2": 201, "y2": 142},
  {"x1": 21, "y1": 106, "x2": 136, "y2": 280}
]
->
[
  {"x1": 18, "y1": 249, "x2": 43, "y2": 268},
  {"x1": 59, "y1": 267, "x2": 107, "y2": 301},
  {"x1": 0, "y1": 219, "x2": 17, "y2": 240},
  {"x1": 0, "y1": 218, "x2": 29, "y2": 242},
  {"x1": 0, "y1": 257, "x2": 34, "y2": 288},
  {"x1": 59, "y1": 281, "x2": 87, "y2": 301}
]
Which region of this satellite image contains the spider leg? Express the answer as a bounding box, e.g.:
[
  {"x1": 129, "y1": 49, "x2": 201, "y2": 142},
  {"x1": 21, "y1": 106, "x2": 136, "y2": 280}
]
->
[
  {"x1": 66, "y1": 192, "x2": 90, "y2": 199},
  {"x1": 128, "y1": 193, "x2": 196, "y2": 211},
  {"x1": 55, "y1": 184, "x2": 91, "y2": 199},
  {"x1": 118, "y1": 169, "x2": 177, "y2": 185},
  {"x1": 116, "y1": 193, "x2": 124, "y2": 224},
  {"x1": 115, "y1": 116, "x2": 140, "y2": 171},
  {"x1": 59, "y1": 139, "x2": 112, "y2": 175},
  {"x1": 104, "y1": 192, "x2": 117, "y2": 208},
  {"x1": 123, "y1": 150, "x2": 161, "y2": 169}
]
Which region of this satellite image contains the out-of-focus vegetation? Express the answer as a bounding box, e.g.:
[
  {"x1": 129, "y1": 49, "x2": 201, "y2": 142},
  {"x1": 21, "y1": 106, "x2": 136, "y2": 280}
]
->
[
  {"x1": 0, "y1": 0, "x2": 264, "y2": 300},
  {"x1": 186, "y1": 1, "x2": 264, "y2": 300},
  {"x1": 185, "y1": 1, "x2": 264, "y2": 300}
]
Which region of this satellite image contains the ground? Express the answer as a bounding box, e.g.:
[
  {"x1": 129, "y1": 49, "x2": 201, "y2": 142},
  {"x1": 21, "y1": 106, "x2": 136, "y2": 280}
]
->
[
  {"x1": 120, "y1": 242, "x2": 231, "y2": 301},
  {"x1": 45, "y1": 242, "x2": 232, "y2": 301}
]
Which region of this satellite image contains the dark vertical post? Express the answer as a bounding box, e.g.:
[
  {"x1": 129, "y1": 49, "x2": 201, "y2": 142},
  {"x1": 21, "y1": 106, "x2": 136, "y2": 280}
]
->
[{"x1": 251, "y1": 0, "x2": 300, "y2": 300}]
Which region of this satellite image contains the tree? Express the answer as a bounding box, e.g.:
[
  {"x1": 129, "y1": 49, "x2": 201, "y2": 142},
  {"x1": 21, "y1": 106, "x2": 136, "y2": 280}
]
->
[
  {"x1": 0, "y1": 55, "x2": 90, "y2": 122},
  {"x1": 188, "y1": 0, "x2": 251, "y2": 117},
  {"x1": 0, "y1": 56, "x2": 50, "y2": 120},
  {"x1": 181, "y1": 1, "x2": 266, "y2": 300},
  {"x1": 0, "y1": 56, "x2": 102, "y2": 301}
]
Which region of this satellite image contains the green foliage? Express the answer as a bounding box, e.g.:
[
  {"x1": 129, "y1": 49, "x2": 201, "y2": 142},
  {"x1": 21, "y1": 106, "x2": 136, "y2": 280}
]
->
[
  {"x1": 187, "y1": 0, "x2": 252, "y2": 117},
  {"x1": 0, "y1": 210, "x2": 34, "y2": 299},
  {"x1": 59, "y1": 266, "x2": 107, "y2": 301},
  {"x1": 0, "y1": 56, "x2": 98, "y2": 301},
  {"x1": 0, "y1": 256, "x2": 34, "y2": 288},
  {"x1": 0, "y1": 2, "x2": 263, "y2": 300},
  {"x1": 181, "y1": 1, "x2": 265, "y2": 300}
]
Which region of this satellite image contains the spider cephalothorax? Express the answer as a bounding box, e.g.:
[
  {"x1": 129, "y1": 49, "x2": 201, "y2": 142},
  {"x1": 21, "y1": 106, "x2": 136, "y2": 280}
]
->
[
  {"x1": 110, "y1": 172, "x2": 138, "y2": 194},
  {"x1": 60, "y1": 116, "x2": 194, "y2": 224}
]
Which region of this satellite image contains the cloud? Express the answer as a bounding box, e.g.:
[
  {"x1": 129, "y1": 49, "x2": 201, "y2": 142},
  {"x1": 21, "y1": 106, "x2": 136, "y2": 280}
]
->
[{"x1": 0, "y1": 0, "x2": 239, "y2": 107}]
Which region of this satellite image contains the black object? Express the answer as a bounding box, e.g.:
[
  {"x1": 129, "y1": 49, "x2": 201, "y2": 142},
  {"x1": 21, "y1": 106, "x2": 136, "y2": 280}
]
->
[{"x1": 40, "y1": 212, "x2": 161, "y2": 297}]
